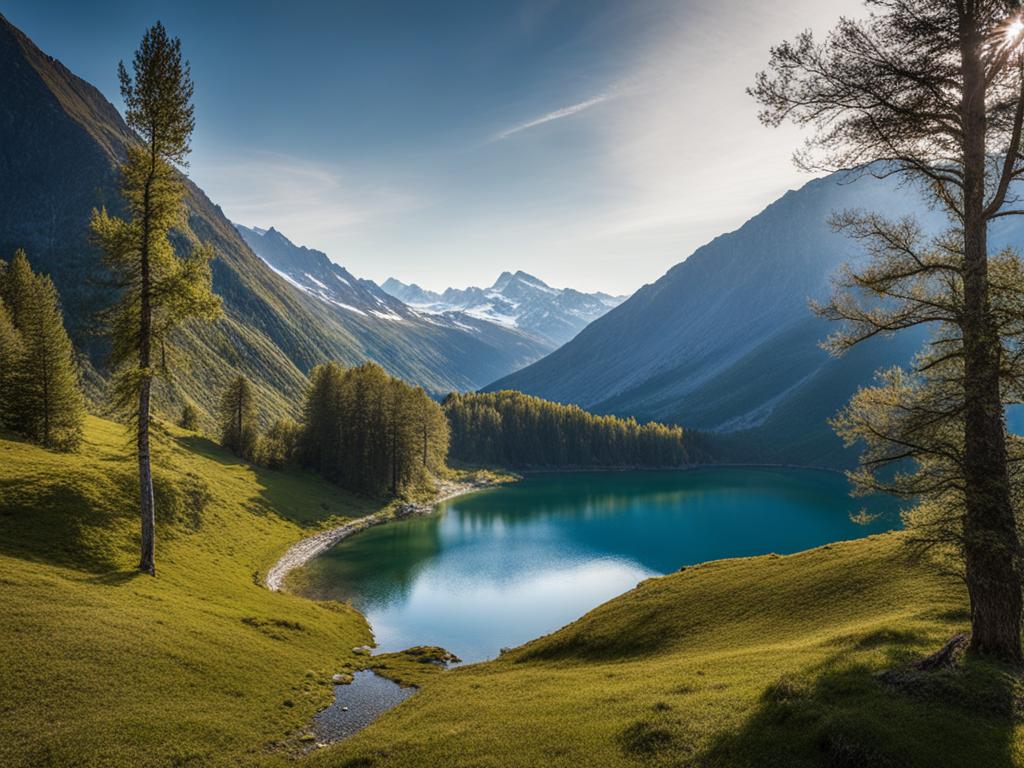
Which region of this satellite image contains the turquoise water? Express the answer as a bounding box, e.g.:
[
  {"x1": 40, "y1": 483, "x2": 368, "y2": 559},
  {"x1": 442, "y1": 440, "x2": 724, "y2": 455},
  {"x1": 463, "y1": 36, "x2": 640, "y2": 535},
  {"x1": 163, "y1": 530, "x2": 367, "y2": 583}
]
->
[{"x1": 293, "y1": 468, "x2": 900, "y2": 662}]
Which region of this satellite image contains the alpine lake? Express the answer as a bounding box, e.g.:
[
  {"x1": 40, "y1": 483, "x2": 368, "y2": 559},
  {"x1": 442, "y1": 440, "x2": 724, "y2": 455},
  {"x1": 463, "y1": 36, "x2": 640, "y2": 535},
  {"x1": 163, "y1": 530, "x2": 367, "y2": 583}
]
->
[{"x1": 290, "y1": 468, "x2": 900, "y2": 664}]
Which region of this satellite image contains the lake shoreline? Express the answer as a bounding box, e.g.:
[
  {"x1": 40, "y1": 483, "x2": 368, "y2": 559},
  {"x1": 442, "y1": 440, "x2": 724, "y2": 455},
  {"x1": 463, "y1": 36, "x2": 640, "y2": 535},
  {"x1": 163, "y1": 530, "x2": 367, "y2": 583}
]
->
[
  {"x1": 513, "y1": 462, "x2": 847, "y2": 476},
  {"x1": 264, "y1": 476, "x2": 502, "y2": 592},
  {"x1": 269, "y1": 463, "x2": 851, "y2": 592},
  {"x1": 291, "y1": 467, "x2": 896, "y2": 664}
]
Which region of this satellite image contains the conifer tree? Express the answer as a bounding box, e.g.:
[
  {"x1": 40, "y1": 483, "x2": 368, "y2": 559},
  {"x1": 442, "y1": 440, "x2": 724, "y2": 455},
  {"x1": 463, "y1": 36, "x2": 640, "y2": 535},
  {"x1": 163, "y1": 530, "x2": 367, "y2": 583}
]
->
[
  {"x1": 90, "y1": 22, "x2": 221, "y2": 575},
  {"x1": 2, "y1": 250, "x2": 35, "y2": 326},
  {"x1": 16, "y1": 274, "x2": 86, "y2": 450},
  {"x1": 0, "y1": 296, "x2": 23, "y2": 429},
  {"x1": 0, "y1": 252, "x2": 84, "y2": 450},
  {"x1": 219, "y1": 375, "x2": 258, "y2": 460},
  {"x1": 298, "y1": 362, "x2": 449, "y2": 496},
  {"x1": 443, "y1": 390, "x2": 687, "y2": 468}
]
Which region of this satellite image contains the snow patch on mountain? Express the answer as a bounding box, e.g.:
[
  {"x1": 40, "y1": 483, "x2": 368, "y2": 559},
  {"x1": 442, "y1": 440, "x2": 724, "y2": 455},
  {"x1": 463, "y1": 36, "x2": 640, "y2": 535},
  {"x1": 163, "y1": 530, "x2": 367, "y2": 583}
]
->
[{"x1": 381, "y1": 271, "x2": 625, "y2": 346}]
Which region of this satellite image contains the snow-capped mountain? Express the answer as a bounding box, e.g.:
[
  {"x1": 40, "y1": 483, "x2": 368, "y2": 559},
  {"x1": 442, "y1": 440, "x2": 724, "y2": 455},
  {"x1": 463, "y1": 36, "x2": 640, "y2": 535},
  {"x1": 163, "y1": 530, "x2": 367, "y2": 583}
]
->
[
  {"x1": 236, "y1": 225, "x2": 413, "y2": 321},
  {"x1": 234, "y1": 225, "x2": 556, "y2": 390},
  {"x1": 381, "y1": 271, "x2": 625, "y2": 346}
]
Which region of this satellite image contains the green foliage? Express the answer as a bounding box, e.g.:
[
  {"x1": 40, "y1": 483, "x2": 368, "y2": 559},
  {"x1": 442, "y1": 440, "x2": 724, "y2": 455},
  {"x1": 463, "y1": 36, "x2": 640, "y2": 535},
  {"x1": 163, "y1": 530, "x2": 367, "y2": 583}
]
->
[
  {"x1": 178, "y1": 401, "x2": 199, "y2": 431},
  {"x1": 0, "y1": 415, "x2": 377, "y2": 767},
  {"x1": 444, "y1": 390, "x2": 690, "y2": 468},
  {"x1": 117, "y1": 21, "x2": 194, "y2": 166},
  {"x1": 89, "y1": 22, "x2": 220, "y2": 427},
  {"x1": 300, "y1": 362, "x2": 449, "y2": 497},
  {"x1": 255, "y1": 417, "x2": 302, "y2": 470},
  {"x1": 219, "y1": 374, "x2": 259, "y2": 460},
  {"x1": 0, "y1": 250, "x2": 84, "y2": 450},
  {"x1": 90, "y1": 21, "x2": 221, "y2": 573},
  {"x1": 819, "y1": 222, "x2": 1024, "y2": 578},
  {"x1": 0, "y1": 295, "x2": 23, "y2": 428}
]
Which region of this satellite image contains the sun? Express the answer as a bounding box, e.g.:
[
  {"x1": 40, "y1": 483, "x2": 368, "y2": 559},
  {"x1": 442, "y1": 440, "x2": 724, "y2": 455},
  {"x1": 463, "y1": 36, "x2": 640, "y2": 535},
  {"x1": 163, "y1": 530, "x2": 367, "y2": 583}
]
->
[{"x1": 1007, "y1": 19, "x2": 1024, "y2": 42}]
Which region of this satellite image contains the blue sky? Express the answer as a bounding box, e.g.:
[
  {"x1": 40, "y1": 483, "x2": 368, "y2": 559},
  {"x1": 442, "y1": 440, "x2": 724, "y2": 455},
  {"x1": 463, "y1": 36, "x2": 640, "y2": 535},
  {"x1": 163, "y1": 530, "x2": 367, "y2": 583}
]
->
[{"x1": 4, "y1": 0, "x2": 860, "y2": 293}]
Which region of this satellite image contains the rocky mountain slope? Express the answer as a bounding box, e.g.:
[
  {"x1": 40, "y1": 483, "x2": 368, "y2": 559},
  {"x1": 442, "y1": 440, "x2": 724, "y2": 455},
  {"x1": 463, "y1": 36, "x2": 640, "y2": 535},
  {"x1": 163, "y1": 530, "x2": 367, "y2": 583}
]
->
[
  {"x1": 0, "y1": 13, "x2": 549, "y2": 421},
  {"x1": 236, "y1": 224, "x2": 554, "y2": 372},
  {"x1": 382, "y1": 271, "x2": 624, "y2": 346},
  {"x1": 487, "y1": 171, "x2": 951, "y2": 466}
]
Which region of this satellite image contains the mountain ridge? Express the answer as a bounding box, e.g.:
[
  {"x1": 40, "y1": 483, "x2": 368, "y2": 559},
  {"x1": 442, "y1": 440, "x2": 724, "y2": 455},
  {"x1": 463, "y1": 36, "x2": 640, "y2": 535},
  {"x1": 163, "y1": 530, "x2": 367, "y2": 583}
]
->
[
  {"x1": 486, "y1": 170, "x2": 945, "y2": 466},
  {"x1": 0, "y1": 13, "x2": 550, "y2": 423},
  {"x1": 382, "y1": 271, "x2": 624, "y2": 346}
]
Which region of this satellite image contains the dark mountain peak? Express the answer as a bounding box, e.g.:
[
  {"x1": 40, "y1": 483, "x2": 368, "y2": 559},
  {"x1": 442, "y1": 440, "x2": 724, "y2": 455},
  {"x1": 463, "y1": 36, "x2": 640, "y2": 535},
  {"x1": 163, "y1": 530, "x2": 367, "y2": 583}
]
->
[
  {"x1": 513, "y1": 269, "x2": 546, "y2": 285},
  {"x1": 486, "y1": 169, "x2": 937, "y2": 467},
  {"x1": 491, "y1": 271, "x2": 516, "y2": 291}
]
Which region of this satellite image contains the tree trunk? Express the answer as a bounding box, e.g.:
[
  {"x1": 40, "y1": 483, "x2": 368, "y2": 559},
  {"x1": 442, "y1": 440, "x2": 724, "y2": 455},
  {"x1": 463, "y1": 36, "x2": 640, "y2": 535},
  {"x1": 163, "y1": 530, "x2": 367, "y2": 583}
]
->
[
  {"x1": 138, "y1": 155, "x2": 156, "y2": 576},
  {"x1": 959, "y1": 19, "x2": 1022, "y2": 664},
  {"x1": 138, "y1": 379, "x2": 155, "y2": 576}
]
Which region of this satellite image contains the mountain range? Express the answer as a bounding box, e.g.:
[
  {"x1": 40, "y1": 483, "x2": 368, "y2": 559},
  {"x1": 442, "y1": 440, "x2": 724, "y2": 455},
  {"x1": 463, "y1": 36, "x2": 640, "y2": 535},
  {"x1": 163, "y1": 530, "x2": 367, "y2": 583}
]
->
[
  {"x1": 10, "y1": 8, "x2": 1019, "y2": 469},
  {"x1": 487, "y1": 171, "x2": 954, "y2": 467},
  {"x1": 0, "y1": 13, "x2": 550, "y2": 422},
  {"x1": 382, "y1": 272, "x2": 624, "y2": 346}
]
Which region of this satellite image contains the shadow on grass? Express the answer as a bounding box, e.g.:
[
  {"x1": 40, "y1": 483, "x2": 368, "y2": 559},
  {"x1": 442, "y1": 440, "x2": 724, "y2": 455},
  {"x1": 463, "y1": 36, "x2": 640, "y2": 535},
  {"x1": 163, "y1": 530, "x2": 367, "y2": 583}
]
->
[
  {"x1": 0, "y1": 456, "x2": 211, "y2": 575},
  {"x1": 0, "y1": 477, "x2": 135, "y2": 572},
  {"x1": 174, "y1": 433, "x2": 377, "y2": 529},
  {"x1": 691, "y1": 629, "x2": 1019, "y2": 768}
]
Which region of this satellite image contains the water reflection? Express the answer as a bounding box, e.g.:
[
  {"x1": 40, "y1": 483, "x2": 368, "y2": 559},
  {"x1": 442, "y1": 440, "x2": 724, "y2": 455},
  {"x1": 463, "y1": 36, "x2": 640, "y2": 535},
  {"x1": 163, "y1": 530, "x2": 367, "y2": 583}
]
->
[{"x1": 293, "y1": 469, "x2": 899, "y2": 662}]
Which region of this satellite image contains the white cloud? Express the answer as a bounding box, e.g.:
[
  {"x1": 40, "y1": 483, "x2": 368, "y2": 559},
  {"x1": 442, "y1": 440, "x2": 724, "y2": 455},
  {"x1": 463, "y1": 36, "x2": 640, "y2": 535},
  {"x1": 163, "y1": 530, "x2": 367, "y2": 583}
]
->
[{"x1": 493, "y1": 90, "x2": 620, "y2": 141}]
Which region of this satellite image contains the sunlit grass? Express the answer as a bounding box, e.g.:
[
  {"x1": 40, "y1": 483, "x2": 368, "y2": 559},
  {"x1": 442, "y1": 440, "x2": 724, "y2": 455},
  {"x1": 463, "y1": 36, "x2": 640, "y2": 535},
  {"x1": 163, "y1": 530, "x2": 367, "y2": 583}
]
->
[{"x1": 0, "y1": 415, "x2": 378, "y2": 768}]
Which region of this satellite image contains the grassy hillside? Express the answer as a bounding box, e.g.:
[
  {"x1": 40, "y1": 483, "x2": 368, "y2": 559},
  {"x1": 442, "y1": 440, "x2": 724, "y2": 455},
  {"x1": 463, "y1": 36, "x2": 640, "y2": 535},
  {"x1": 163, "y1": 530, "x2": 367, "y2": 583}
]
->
[
  {"x1": 3, "y1": 417, "x2": 1021, "y2": 768},
  {"x1": 0, "y1": 415, "x2": 384, "y2": 768},
  {"x1": 318, "y1": 535, "x2": 1022, "y2": 768}
]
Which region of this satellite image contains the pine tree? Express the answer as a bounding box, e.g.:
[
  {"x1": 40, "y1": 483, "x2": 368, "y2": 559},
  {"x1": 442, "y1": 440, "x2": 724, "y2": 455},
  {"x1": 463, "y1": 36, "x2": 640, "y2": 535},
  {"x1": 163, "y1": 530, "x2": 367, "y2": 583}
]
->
[
  {"x1": 90, "y1": 22, "x2": 221, "y2": 575},
  {"x1": 0, "y1": 252, "x2": 84, "y2": 450},
  {"x1": 14, "y1": 273, "x2": 85, "y2": 450},
  {"x1": 219, "y1": 375, "x2": 258, "y2": 460},
  {"x1": 298, "y1": 362, "x2": 449, "y2": 496},
  {"x1": 2, "y1": 250, "x2": 35, "y2": 327},
  {"x1": 0, "y1": 296, "x2": 23, "y2": 429},
  {"x1": 442, "y1": 390, "x2": 686, "y2": 469}
]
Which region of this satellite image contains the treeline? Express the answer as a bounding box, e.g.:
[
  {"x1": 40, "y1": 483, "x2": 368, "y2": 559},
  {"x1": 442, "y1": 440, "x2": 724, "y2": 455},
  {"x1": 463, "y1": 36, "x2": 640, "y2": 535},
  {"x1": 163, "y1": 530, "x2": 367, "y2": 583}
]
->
[
  {"x1": 216, "y1": 362, "x2": 449, "y2": 497},
  {"x1": 444, "y1": 390, "x2": 690, "y2": 468},
  {"x1": 0, "y1": 250, "x2": 85, "y2": 450}
]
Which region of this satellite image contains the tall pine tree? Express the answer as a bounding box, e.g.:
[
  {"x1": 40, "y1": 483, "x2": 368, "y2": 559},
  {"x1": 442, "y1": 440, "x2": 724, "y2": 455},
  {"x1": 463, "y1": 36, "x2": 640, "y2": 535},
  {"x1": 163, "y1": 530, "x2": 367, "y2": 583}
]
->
[{"x1": 90, "y1": 23, "x2": 221, "y2": 575}]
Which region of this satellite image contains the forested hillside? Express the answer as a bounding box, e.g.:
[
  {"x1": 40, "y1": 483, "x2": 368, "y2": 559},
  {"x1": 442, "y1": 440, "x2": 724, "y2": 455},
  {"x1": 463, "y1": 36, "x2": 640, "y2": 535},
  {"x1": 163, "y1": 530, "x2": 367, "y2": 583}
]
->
[{"x1": 444, "y1": 390, "x2": 694, "y2": 468}]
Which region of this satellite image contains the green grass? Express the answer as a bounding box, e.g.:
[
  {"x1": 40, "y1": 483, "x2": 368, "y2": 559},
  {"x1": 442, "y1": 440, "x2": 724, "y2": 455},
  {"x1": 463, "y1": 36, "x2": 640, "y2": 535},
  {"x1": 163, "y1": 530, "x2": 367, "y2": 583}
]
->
[
  {"x1": 314, "y1": 536, "x2": 1024, "y2": 768},
  {"x1": 0, "y1": 415, "x2": 383, "y2": 768},
  {"x1": 3, "y1": 416, "x2": 1022, "y2": 767}
]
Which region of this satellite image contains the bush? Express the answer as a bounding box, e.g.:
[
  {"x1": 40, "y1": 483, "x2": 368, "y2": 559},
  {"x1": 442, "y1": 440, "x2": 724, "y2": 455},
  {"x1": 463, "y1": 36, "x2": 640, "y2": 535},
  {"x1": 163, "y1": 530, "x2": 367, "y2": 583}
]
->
[
  {"x1": 255, "y1": 418, "x2": 301, "y2": 469},
  {"x1": 179, "y1": 403, "x2": 200, "y2": 431}
]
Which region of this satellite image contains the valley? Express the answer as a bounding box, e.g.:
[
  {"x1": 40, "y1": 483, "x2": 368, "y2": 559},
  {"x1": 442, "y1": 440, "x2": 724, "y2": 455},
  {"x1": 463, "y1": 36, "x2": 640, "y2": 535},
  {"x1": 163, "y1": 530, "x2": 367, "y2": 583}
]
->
[{"x1": 3, "y1": 3, "x2": 1024, "y2": 768}]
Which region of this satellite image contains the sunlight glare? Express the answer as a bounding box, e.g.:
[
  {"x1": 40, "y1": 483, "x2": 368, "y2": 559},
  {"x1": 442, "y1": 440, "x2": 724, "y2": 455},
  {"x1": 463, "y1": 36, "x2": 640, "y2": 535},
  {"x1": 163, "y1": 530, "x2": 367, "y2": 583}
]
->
[{"x1": 1008, "y1": 19, "x2": 1024, "y2": 43}]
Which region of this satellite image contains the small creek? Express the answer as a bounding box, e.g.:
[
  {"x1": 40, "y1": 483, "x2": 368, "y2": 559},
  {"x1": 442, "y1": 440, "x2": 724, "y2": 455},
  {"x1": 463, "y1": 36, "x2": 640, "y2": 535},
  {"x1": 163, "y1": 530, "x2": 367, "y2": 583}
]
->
[{"x1": 312, "y1": 670, "x2": 416, "y2": 743}]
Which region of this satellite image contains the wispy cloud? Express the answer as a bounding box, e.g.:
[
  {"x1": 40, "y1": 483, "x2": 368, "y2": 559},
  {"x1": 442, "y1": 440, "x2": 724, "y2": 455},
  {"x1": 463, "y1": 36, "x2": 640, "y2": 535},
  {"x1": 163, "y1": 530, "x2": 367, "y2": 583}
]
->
[
  {"x1": 189, "y1": 148, "x2": 422, "y2": 255},
  {"x1": 493, "y1": 91, "x2": 618, "y2": 141}
]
